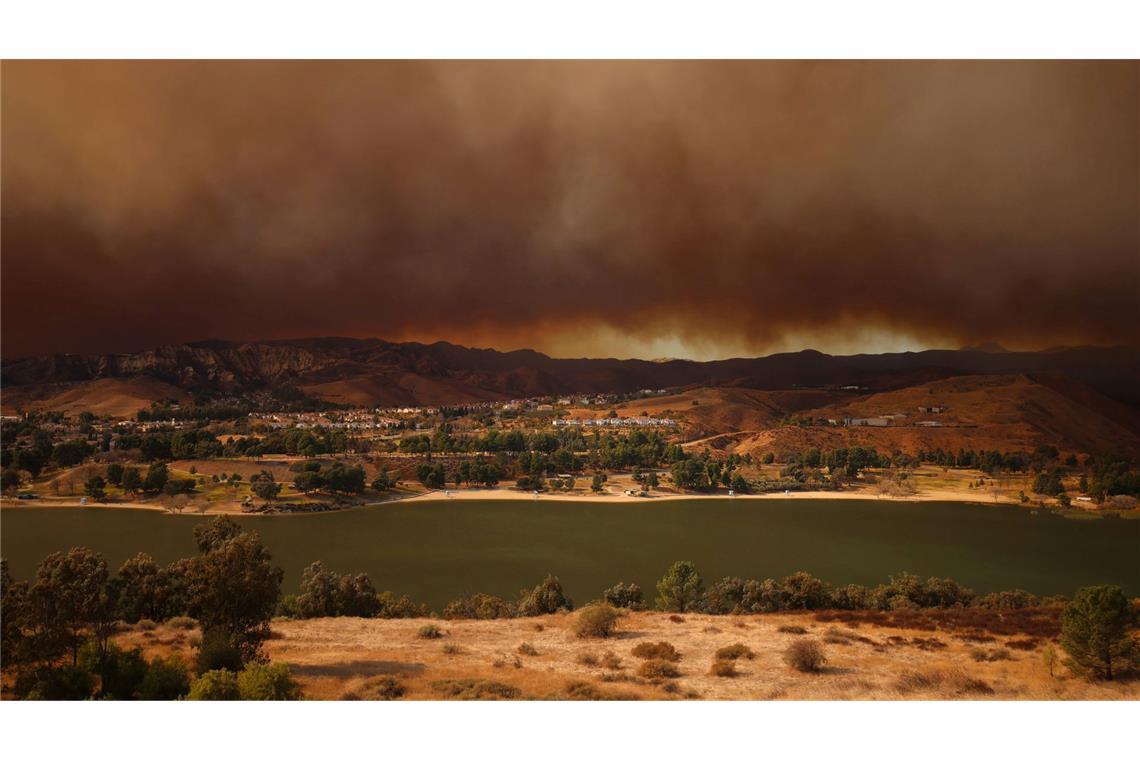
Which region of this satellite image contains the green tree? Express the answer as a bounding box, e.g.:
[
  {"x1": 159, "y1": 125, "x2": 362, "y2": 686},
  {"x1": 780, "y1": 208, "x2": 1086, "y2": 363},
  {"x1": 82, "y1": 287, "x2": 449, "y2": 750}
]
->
[
  {"x1": 1060, "y1": 585, "x2": 1138, "y2": 680},
  {"x1": 237, "y1": 662, "x2": 301, "y2": 700},
  {"x1": 188, "y1": 669, "x2": 241, "y2": 700},
  {"x1": 143, "y1": 462, "x2": 169, "y2": 493},
  {"x1": 84, "y1": 474, "x2": 106, "y2": 501},
  {"x1": 105, "y1": 462, "x2": 125, "y2": 486},
  {"x1": 186, "y1": 521, "x2": 284, "y2": 663},
  {"x1": 1, "y1": 468, "x2": 21, "y2": 494},
  {"x1": 120, "y1": 467, "x2": 143, "y2": 495},
  {"x1": 25, "y1": 548, "x2": 111, "y2": 666},
  {"x1": 113, "y1": 553, "x2": 172, "y2": 623},
  {"x1": 655, "y1": 560, "x2": 704, "y2": 612},
  {"x1": 250, "y1": 470, "x2": 281, "y2": 503}
]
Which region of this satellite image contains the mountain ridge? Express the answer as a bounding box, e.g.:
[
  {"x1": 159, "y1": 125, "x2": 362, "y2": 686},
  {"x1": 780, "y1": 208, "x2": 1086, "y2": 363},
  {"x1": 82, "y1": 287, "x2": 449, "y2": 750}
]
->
[{"x1": 3, "y1": 338, "x2": 1138, "y2": 410}]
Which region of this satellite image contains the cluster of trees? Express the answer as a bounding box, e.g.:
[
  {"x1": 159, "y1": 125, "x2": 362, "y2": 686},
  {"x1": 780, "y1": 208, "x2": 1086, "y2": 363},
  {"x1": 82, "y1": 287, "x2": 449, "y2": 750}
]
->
[
  {"x1": 0, "y1": 517, "x2": 287, "y2": 699},
  {"x1": 290, "y1": 461, "x2": 367, "y2": 496},
  {"x1": 278, "y1": 561, "x2": 427, "y2": 619},
  {"x1": 916, "y1": 445, "x2": 1064, "y2": 474},
  {"x1": 670, "y1": 457, "x2": 748, "y2": 492},
  {"x1": 440, "y1": 575, "x2": 574, "y2": 620}
]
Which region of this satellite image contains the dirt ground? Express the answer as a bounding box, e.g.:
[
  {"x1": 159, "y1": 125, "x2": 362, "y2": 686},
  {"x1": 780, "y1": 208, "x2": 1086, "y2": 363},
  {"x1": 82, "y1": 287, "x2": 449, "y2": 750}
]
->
[{"x1": 112, "y1": 610, "x2": 1139, "y2": 701}]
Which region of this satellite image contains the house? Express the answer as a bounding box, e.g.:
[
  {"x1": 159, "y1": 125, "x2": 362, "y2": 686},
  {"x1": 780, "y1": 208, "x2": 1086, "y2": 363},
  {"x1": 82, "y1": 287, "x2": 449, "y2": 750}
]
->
[{"x1": 848, "y1": 417, "x2": 889, "y2": 427}]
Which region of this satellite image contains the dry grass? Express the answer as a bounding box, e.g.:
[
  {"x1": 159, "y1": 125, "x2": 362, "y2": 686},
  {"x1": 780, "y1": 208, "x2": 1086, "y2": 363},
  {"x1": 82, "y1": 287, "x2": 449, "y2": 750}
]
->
[
  {"x1": 101, "y1": 611, "x2": 1140, "y2": 701},
  {"x1": 631, "y1": 641, "x2": 682, "y2": 662}
]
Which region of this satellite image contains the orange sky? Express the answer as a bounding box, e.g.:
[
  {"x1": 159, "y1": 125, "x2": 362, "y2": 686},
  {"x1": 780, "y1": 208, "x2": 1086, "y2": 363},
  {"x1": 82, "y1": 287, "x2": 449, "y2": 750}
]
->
[{"x1": 2, "y1": 60, "x2": 1137, "y2": 360}]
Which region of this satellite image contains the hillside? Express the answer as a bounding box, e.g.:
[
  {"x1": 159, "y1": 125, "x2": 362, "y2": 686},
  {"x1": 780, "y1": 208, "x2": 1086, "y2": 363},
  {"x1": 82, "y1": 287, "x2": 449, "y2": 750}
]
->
[
  {"x1": 3, "y1": 338, "x2": 1137, "y2": 412},
  {"x1": 683, "y1": 374, "x2": 1140, "y2": 459}
]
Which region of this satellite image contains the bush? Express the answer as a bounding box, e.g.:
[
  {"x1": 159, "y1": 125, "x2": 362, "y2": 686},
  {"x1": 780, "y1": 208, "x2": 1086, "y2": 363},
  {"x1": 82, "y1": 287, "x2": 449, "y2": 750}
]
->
[
  {"x1": 638, "y1": 659, "x2": 681, "y2": 679},
  {"x1": 1060, "y1": 585, "x2": 1139, "y2": 680},
  {"x1": 418, "y1": 623, "x2": 445, "y2": 639},
  {"x1": 442, "y1": 593, "x2": 517, "y2": 620},
  {"x1": 79, "y1": 640, "x2": 147, "y2": 700},
  {"x1": 715, "y1": 643, "x2": 755, "y2": 660},
  {"x1": 431, "y1": 678, "x2": 522, "y2": 700},
  {"x1": 576, "y1": 652, "x2": 599, "y2": 666},
  {"x1": 778, "y1": 625, "x2": 807, "y2": 635},
  {"x1": 602, "y1": 582, "x2": 645, "y2": 610},
  {"x1": 195, "y1": 628, "x2": 244, "y2": 674},
  {"x1": 710, "y1": 660, "x2": 738, "y2": 677},
  {"x1": 783, "y1": 639, "x2": 827, "y2": 672},
  {"x1": 167, "y1": 616, "x2": 198, "y2": 630},
  {"x1": 574, "y1": 603, "x2": 622, "y2": 638},
  {"x1": 631, "y1": 641, "x2": 681, "y2": 662},
  {"x1": 655, "y1": 560, "x2": 704, "y2": 612},
  {"x1": 517, "y1": 574, "x2": 573, "y2": 616},
  {"x1": 975, "y1": 589, "x2": 1041, "y2": 610},
  {"x1": 139, "y1": 655, "x2": 192, "y2": 700},
  {"x1": 376, "y1": 591, "x2": 429, "y2": 619},
  {"x1": 137, "y1": 618, "x2": 157, "y2": 631},
  {"x1": 237, "y1": 663, "x2": 301, "y2": 700},
  {"x1": 517, "y1": 642, "x2": 539, "y2": 656},
  {"x1": 188, "y1": 669, "x2": 241, "y2": 700},
  {"x1": 347, "y1": 675, "x2": 405, "y2": 700},
  {"x1": 601, "y1": 651, "x2": 623, "y2": 670},
  {"x1": 18, "y1": 665, "x2": 95, "y2": 700}
]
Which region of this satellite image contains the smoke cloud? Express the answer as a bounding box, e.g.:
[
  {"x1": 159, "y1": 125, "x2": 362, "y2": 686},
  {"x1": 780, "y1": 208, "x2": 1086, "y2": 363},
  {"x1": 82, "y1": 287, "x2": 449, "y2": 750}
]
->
[{"x1": 2, "y1": 60, "x2": 1137, "y2": 359}]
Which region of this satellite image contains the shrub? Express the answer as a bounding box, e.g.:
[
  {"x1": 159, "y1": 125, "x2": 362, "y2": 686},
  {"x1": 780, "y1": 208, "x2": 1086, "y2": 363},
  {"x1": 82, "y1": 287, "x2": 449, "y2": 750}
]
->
[
  {"x1": 376, "y1": 591, "x2": 429, "y2": 619},
  {"x1": 276, "y1": 595, "x2": 301, "y2": 618},
  {"x1": 631, "y1": 641, "x2": 681, "y2": 662},
  {"x1": 517, "y1": 574, "x2": 573, "y2": 616},
  {"x1": 417, "y1": 623, "x2": 444, "y2": 639},
  {"x1": 975, "y1": 589, "x2": 1041, "y2": 609},
  {"x1": 139, "y1": 655, "x2": 192, "y2": 700},
  {"x1": 352, "y1": 675, "x2": 405, "y2": 700},
  {"x1": 195, "y1": 628, "x2": 244, "y2": 674},
  {"x1": 431, "y1": 678, "x2": 522, "y2": 700},
  {"x1": 783, "y1": 639, "x2": 827, "y2": 672},
  {"x1": 79, "y1": 641, "x2": 148, "y2": 700},
  {"x1": 574, "y1": 603, "x2": 621, "y2": 638},
  {"x1": 781, "y1": 571, "x2": 833, "y2": 610},
  {"x1": 237, "y1": 663, "x2": 301, "y2": 700},
  {"x1": 137, "y1": 618, "x2": 157, "y2": 631},
  {"x1": 601, "y1": 651, "x2": 623, "y2": 670},
  {"x1": 715, "y1": 643, "x2": 755, "y2": 660},
  {"x1": 710, "y1": 660, "x2": 738, "y2": 677},
  {"x1": 17, "y1": 665, "x2": 96, "y2": 700},
  {"x1": 655, "y1": 560, "x2": 704, "y2": 612},
  {"x1": 167, "y1": 616, "x2": 198, "y2": 630},
  {"x1": 560, "y1": 680, "x2": 639, "y2": 701},
  {"x1": 517, "y1": 642, "x2": 538, "y2": 656},
  {"x1": 668, "y1": 614, "x2": 685, "y2": 623},
  {"x1": 602, "y1": 582, "x2": 645, "y2": 610},
  {"x1": 188, "y1": 669, "x2": 241, "y2": 700},
  {"x1": 576, "y1": 652, "x2": 599, "y2": 666},
  {"x1": 442, "y1": 644, "x2": 465, "y2": 655},
  {"x1": 638, "y1": 659, "x2": 681, "y2": 679},
  {"x1": 442, "y1": 593, "x2": 517, "y2": 620},
  {"x1": 1060, "y1": 585, "x2": 1138, "y2": 680},
  {"x1": 778, "y1": 625, "x2": 807, "y2": 635}
]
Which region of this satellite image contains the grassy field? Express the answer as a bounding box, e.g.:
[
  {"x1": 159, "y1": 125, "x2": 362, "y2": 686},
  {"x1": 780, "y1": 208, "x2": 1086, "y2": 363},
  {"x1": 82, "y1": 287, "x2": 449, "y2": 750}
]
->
[{"x1": 111, "y1": 609, "x2": 1140, "y2": 700}]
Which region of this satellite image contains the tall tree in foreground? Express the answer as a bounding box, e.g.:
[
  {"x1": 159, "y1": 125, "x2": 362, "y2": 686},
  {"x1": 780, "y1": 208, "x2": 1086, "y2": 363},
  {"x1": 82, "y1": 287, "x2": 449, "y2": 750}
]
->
[
  {"x1": 655, "y1": 560, "x2": 705, "y2": 612},
  {"x1": 187, "y1": 517, "x2": 283, "y2": 663},
  {"x1": 1060, "y1": 585, "x2": 1138, "y2": 680}
]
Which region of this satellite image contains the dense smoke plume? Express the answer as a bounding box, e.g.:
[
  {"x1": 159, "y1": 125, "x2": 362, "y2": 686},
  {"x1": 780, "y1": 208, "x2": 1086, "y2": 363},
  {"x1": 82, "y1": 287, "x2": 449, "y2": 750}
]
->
[{"x1": 2, "y1": 60, "x2": 1137, "y2": 359}]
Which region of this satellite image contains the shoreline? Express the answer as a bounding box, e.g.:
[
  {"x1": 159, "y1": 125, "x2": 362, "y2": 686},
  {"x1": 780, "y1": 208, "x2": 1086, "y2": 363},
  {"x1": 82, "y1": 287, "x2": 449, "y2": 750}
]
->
[{"x1": 0, "y1": 484, "x2": 1038, "y2": 516}]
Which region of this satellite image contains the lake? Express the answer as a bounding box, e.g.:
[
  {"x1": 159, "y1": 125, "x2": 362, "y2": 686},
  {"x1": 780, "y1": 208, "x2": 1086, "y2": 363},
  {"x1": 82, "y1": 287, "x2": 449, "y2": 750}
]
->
[{"x1": 2, "y1": 499, "x2": 1137, "y2": 610}]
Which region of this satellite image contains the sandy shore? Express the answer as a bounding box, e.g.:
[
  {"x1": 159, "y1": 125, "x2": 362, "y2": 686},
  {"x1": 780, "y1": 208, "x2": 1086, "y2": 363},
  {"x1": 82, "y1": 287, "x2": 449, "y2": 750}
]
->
[{"x1": 0, "y1": 482, "x2": 1024, "y2": 518}]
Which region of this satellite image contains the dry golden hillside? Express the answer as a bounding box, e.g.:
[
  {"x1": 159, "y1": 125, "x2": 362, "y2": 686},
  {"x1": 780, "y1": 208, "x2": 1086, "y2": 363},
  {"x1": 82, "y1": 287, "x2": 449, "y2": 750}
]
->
[{"x1": 108, "y1": 609, "x2": 1139, "y2": 701}]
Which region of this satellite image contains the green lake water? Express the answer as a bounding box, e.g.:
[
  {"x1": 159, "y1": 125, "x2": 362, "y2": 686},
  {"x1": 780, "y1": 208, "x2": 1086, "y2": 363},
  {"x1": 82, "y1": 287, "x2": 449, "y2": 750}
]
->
[{"x1": 2, "y1": 499, "x2": 1137, "y2": 610}]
